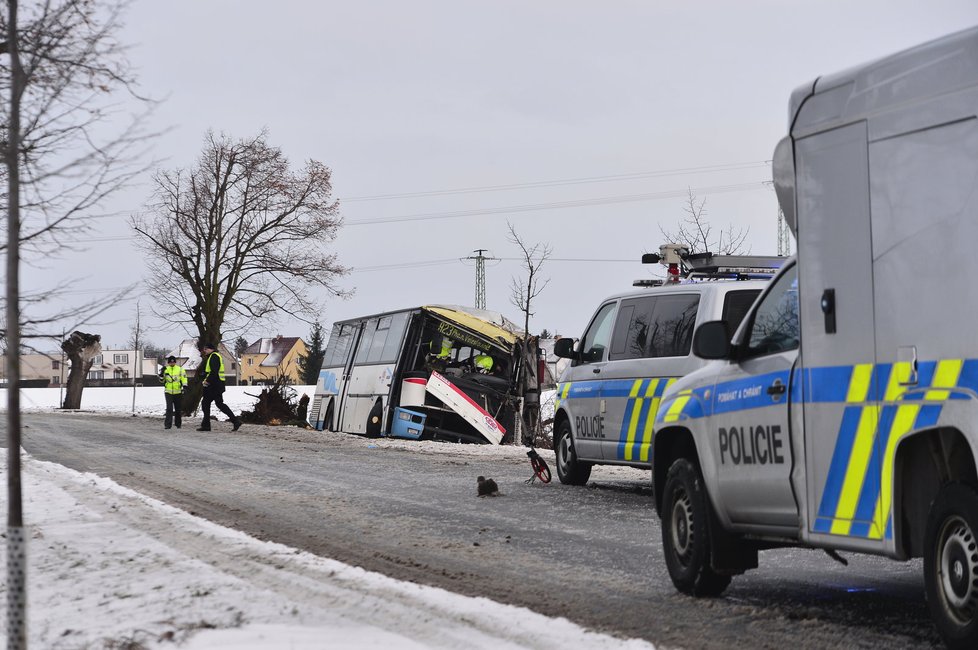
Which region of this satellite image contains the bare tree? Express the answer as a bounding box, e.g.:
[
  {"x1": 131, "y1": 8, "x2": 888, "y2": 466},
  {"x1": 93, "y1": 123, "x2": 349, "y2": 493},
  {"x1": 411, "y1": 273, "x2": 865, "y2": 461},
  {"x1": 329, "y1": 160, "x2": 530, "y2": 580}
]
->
[
  {"x1": 507, "y1": 222, "x2": 551, "y2": 445},
  {"x1": 659, "y1": 188, "x2": 749, "y2": 255},
  {"x1": 4, "y1": 2, "x2": 150, "y2": 642},
  {"x1": 507, "y1": 222, "x2": 551, "y2": 337},
  {"x1": 131, "y1": 131, "x2": 349, "y2": 409}
]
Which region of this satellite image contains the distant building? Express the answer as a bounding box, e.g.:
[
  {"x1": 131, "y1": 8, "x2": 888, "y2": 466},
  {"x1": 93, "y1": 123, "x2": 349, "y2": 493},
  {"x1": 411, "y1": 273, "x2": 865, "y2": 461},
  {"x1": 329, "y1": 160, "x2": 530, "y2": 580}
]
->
[
  {"x1": 166, "y1": 339, "x2": 238, "y2": 384},
  {"x1": 240, "y1": 336, "x2": 307, "y2": 386},
  {"x1": 0, "y1": 348, "x2": 159, "y2": 388},
  {"x1": 5, "y1": 352, "x2": 66, "y2": 387}
]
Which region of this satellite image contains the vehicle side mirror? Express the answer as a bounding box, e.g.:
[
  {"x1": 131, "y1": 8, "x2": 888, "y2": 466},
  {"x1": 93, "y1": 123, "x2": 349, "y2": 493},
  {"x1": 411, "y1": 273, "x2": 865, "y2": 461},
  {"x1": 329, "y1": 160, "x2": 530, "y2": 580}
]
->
[
  {"x1": 553, "y1": 337, "x2": 578, "y2": 360},
  {"x1": 693, "y1": 320, "x2": 732, "y2": 360}
]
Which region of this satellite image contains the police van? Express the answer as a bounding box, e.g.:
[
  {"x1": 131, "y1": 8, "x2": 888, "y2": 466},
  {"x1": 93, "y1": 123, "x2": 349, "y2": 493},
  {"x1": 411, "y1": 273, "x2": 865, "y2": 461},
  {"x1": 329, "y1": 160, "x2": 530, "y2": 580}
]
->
[
  {"x1": 652, "y1": 27, "x2": 978, "y2": 649},
  {"x1": 551, "y1": 247, "x2": 782, "y2": 485}
]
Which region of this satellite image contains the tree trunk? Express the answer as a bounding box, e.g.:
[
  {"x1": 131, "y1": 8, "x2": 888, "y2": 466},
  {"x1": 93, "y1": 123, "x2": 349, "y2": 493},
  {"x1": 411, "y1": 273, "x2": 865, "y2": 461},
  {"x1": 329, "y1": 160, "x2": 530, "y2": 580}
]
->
[
  {"x1": 182, "y1": 380, "x2": 202, "y2": 417},
  {"x1": 61, "y1": 331, "x2": 101, "y2": 409}
]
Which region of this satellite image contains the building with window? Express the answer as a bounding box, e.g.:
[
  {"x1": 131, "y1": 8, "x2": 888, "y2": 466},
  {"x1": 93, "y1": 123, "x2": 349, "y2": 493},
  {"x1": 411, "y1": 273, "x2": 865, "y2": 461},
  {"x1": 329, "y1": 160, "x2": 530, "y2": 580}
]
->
[
  {"x1": 0, "y1": 348, "x2": 158, "y2": 387},
  {"x1": 240, "y1": 336, "x2": 307, "y2": 386},
  {"x1": 85, "y1": 348, "x2": 155, "y2": 386},
  {"x1": 4, "y1": 352, "x2": 67, "y2": 387},
  {"x1": 166, "y1": 339, "x2": 238, "y2": 384}
]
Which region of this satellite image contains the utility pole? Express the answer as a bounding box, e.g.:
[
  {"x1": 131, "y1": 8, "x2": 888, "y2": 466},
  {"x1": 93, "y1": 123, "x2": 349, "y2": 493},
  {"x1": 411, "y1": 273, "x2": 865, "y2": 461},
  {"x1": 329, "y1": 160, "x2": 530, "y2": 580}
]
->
[
  {"x1": 465, "y1": 249, "x2": 496, "y2": 310},
  {"x1": 777, "y1": 207, "x2": 791, "y2": 256}
]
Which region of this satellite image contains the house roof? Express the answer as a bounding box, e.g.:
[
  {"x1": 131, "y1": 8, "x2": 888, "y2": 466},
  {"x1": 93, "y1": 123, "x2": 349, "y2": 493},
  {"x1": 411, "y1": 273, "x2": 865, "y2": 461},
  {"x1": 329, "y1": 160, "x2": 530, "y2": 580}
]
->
[
  {"x1": 166, "y1": 339, "x2": 233, "y2": 371},
  {"x1": 243, "y1": 337, "x2": 302, "y2": 367}
]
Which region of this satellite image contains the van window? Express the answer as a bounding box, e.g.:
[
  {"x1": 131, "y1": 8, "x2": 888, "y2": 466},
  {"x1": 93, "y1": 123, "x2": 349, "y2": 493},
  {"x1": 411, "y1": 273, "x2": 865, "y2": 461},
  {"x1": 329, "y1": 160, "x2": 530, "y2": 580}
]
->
[
  {"x1": 649, "y1": 294, "x2": 699, "y2": 358},
  {"x1": 610, "y1": 297, "x2": 656, "y2": 360},
  {"x1": 722, "y1": 290, "x2": 762, "y2": 333},
  {"x1": 579, "y1": 302, "x2": 617, "y2": 364},
  {"x1": 745, "y1": 266, "x2": 799, "y2": 357}
]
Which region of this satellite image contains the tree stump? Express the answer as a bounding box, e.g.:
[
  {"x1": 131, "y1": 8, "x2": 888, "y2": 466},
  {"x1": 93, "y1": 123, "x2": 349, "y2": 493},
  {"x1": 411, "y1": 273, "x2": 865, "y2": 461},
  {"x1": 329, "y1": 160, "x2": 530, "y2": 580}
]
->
[{"x1": 61, "y1": 331, "x2": 101, "y2": 409}]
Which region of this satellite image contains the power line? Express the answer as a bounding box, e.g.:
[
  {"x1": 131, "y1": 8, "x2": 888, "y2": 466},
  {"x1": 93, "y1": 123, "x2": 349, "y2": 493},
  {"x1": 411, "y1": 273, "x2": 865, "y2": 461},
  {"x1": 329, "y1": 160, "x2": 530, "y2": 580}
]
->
[
  {"x1": 350, "y1": 256, "x2": 636, "y2": 274},
  {"x1": 344, "y1": 181, "x2": 768, "y2": 227},
  {"x1": 339, "y1": 160, "x2": 771, "y2": 202},
  {"x1": 66, "y1": 179, "x2": 772, "y2": 243}
]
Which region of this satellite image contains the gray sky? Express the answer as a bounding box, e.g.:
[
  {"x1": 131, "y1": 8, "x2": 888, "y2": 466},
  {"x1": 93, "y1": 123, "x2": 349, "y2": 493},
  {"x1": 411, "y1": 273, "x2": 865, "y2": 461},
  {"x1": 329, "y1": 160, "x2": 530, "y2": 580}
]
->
[{"x1": 17, "y1": 0, "x2": 978, "y2": 350}]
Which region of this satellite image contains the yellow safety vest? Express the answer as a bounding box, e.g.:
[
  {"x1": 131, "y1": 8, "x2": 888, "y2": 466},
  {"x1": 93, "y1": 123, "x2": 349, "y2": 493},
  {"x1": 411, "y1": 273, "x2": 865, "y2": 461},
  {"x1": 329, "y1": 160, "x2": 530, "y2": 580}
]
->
[
  {"x1": 474, "y1": 354, "x2": 493, "y2": 372},
  {"x1": 204, "y1": 351, "x2": 226, "y2": 382},
  {"x1": 435, "y1": 338, "x2": 453, "y2": 359},
  {"x1": 162, "y1": 364, "x2": 187, "y2": 395}
]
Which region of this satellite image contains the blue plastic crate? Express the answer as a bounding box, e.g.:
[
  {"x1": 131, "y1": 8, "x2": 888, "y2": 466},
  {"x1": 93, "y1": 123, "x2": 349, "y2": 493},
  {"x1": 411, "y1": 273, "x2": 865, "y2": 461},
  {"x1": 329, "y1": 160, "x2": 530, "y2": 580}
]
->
[{"x1": 391, "y1": 407, "x2": 426, "y2": 440}]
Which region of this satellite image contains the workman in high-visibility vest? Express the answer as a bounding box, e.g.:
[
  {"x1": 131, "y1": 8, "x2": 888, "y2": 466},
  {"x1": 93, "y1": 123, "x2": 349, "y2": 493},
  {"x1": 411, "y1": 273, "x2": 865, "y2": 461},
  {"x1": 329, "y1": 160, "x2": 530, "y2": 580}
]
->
[
  {"x1": 434, "y1": 336, "x2": 453, "y2": 360},
  {"x1": 160, "y1": 355, "x2": 188, "y2": 429},
  {"x1": 196, "y1": 342, "x2": 242, "y2": 432},
  {"x1": 473, "y1": 353, "x2": 494, "y2": 373}
]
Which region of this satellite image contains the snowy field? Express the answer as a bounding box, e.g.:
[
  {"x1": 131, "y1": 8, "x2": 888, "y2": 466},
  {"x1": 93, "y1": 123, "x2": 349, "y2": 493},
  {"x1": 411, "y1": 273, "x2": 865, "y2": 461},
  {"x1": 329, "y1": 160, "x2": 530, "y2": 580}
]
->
[
  {"x1": 13, "y1": 384, "x2": 317, "y2": 418},
  {"x1": 1, "y1": 387, "x2": 652, "y2": 649}
]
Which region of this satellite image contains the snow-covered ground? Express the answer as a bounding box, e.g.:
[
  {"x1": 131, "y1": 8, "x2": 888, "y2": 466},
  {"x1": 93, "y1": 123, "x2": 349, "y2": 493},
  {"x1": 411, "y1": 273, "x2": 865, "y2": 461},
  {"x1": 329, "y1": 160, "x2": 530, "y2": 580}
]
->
[
  {"x1": 1, "y1": 387, "x2": 653, "y2": 649},
  {"x1": 13, "y1": 383, "x2": 317, "y2": 418}
]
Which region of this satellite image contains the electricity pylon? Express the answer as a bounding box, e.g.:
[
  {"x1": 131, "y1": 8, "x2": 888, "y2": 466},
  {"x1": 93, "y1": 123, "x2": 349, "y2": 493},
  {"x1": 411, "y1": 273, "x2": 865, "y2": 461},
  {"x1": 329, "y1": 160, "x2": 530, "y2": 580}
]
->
[{"x1": 465, "y1": 249, "x2": 496, "y2": 309}]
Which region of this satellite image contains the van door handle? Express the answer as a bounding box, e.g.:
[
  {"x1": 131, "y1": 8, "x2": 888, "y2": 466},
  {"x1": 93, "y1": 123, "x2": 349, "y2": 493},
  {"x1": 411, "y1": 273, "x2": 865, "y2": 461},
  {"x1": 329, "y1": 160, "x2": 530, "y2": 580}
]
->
[
  {"x1": 592, "y1": 367, "x2": 601, "y2": 374},
  {"x1": 767, "y1": 381, "x2": 786, "y2": 395}
]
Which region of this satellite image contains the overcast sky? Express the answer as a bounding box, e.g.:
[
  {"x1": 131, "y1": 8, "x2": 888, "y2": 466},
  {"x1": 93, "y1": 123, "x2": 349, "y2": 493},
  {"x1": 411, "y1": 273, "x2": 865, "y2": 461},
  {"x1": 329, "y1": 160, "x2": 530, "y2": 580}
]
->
[{"x1": 15, "y1": 0, "x2": 978, "y2": 350}]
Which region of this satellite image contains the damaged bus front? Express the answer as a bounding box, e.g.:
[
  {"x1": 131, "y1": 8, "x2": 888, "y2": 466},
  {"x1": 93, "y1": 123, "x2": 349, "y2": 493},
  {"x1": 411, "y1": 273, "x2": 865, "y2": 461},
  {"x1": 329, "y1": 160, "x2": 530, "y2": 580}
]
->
[{"x1": 307, "y1": 305, "x2": 547, "y2": 444}]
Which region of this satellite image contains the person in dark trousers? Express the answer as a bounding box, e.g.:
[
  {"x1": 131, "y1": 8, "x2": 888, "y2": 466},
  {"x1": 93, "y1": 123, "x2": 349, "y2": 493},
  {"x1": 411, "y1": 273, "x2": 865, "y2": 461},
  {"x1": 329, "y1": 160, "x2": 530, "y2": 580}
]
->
[
  {"x1": 197, "y1": 342, "x2": 242, "y2": 432},
  {"x1": 159, "y1": 355, "x2": 187, "y2": 429}
]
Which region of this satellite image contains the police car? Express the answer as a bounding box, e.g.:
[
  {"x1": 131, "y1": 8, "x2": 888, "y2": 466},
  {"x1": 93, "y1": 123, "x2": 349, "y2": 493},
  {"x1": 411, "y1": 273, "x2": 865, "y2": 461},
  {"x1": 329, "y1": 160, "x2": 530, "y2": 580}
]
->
[{"x1": 551, "y1": 246, "x2": 782, "y2": 485}]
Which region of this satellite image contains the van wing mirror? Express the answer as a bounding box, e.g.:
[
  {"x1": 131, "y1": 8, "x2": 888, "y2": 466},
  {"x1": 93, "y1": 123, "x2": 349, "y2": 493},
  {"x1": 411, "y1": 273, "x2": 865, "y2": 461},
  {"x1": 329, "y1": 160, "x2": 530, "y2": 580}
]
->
[
  {"x1": 693, "y1": 320, "x2": 732, "y2": 360},
  {"x1": 553, "y1": 337, "x2": 578, "y2": 360}
]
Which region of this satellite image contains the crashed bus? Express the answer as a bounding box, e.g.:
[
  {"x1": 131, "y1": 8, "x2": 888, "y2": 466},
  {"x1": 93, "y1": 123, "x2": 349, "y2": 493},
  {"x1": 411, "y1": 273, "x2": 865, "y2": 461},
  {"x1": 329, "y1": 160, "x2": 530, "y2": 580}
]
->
[{"x1": 307, "y1": 304, "x2": 547, "y2": 444}]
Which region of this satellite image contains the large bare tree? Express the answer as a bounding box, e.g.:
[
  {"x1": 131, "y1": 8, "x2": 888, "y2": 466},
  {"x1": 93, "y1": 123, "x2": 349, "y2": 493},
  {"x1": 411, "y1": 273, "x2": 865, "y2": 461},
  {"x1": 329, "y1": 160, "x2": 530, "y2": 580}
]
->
[
  {"x1": 660, "y1": 187, "x2": 749, "y2": 255},
  {"x1": 132, "y1": 131, "x2": 348, "y2": 406},
  {"x1": 3, "y1": 2, "x2": 149, "y2": 643}
]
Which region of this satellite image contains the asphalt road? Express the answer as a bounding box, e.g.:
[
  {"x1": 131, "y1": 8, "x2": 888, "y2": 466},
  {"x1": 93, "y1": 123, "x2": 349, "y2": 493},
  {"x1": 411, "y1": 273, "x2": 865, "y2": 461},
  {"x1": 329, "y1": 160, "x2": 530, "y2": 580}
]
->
[{"x1": 13, "y1": 412, "x2": 942, "y2": 649}]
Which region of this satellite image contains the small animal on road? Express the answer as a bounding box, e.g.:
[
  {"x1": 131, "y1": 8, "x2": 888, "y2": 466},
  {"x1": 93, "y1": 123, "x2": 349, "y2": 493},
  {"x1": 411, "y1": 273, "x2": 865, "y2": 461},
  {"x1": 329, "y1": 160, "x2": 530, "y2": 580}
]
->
[{"x1": 477, "y1": 476, "x2": 499, "y2": 497}]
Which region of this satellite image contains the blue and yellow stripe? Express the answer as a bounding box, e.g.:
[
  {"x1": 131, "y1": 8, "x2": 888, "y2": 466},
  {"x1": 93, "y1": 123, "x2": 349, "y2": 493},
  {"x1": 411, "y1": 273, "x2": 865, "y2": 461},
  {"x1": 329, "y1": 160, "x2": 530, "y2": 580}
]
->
[{"x1": 654, "y1": 357, "x2": 976, "y2": 543}]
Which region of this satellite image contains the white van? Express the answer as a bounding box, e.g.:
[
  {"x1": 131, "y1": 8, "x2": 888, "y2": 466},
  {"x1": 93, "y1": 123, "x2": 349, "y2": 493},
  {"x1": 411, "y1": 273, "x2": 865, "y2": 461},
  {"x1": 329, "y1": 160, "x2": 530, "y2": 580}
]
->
[
  {"x1": 552, "y1": 253, "x2": 780, "y2": 484},
  {"x1": 651, "y1": 27, "x2": 978, "y2": 649}
]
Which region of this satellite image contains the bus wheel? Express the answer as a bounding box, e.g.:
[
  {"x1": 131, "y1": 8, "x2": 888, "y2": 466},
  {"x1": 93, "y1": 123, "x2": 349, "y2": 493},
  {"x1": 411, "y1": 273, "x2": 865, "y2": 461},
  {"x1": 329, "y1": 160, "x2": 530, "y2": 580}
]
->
[
  {"x1": 661, "y1": 457, "x2": 731, "y2": 597},
  {"x1": 365, "y1": 400, "x2": 383, "y2": 438},
  {"x1": 925, "y1": 482, "x2": 978, "y2": 649},
  {"x1": 555, "y1": 419, "x2": 591, "y2": 485}
]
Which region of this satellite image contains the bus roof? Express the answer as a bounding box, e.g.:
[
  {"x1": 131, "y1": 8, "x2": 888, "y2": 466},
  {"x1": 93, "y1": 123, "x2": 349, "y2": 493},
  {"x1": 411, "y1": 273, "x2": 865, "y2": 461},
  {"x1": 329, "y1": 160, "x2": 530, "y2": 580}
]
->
[{"x1": 423, "y1": 305, "x2": 521, "y2": 347}]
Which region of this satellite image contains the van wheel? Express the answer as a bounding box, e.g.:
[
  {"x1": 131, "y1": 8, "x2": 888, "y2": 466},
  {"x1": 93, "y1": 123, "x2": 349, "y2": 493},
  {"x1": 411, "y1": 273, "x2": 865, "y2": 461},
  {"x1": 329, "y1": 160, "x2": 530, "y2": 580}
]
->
[
  {"x1": 661, "y1": 457, "x2": 731, "y2": 597},
  {"x1": 924, "y1": 482, "x2": 978, "y2": 649},
  {"x1": 365, "y1": 400, "x2": 384, "y2": 438},
  {"x1": 555, "y1": 419, "x2": 591, "y2": 485}
]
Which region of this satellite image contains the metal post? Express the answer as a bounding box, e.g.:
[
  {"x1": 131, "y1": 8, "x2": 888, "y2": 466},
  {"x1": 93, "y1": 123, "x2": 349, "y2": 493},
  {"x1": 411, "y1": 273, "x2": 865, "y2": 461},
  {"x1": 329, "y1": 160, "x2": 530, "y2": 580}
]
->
[{"x1": 6, "y1": 0, "x2": 28, "y2": 645}]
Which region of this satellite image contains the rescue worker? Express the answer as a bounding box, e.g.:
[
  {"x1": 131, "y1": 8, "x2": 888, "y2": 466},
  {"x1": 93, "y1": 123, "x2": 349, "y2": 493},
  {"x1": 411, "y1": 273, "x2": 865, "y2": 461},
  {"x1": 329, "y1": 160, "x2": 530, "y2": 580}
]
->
[
  {"x1": 473, "y1": 353, "x2": 494, "y2": 373},
  {"x1": 434, "y1": 335, "x2": 453, "y2": 360},
  {"x1": 197, "y1": 342, "x2": 242, "y2": 432},
  {"x1": 426, "y1": 334, "x2": 454, "y2": 372},
  {"x1": 159, "y1": 355, "x2": 187, "y2": 429}
]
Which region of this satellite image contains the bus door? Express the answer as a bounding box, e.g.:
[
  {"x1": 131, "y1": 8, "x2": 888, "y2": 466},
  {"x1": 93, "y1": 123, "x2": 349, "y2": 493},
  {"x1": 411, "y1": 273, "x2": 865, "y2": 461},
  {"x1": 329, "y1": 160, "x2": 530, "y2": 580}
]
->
[{"x1": 336, "y1": 321, "x2": 366, "y2": 431}]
